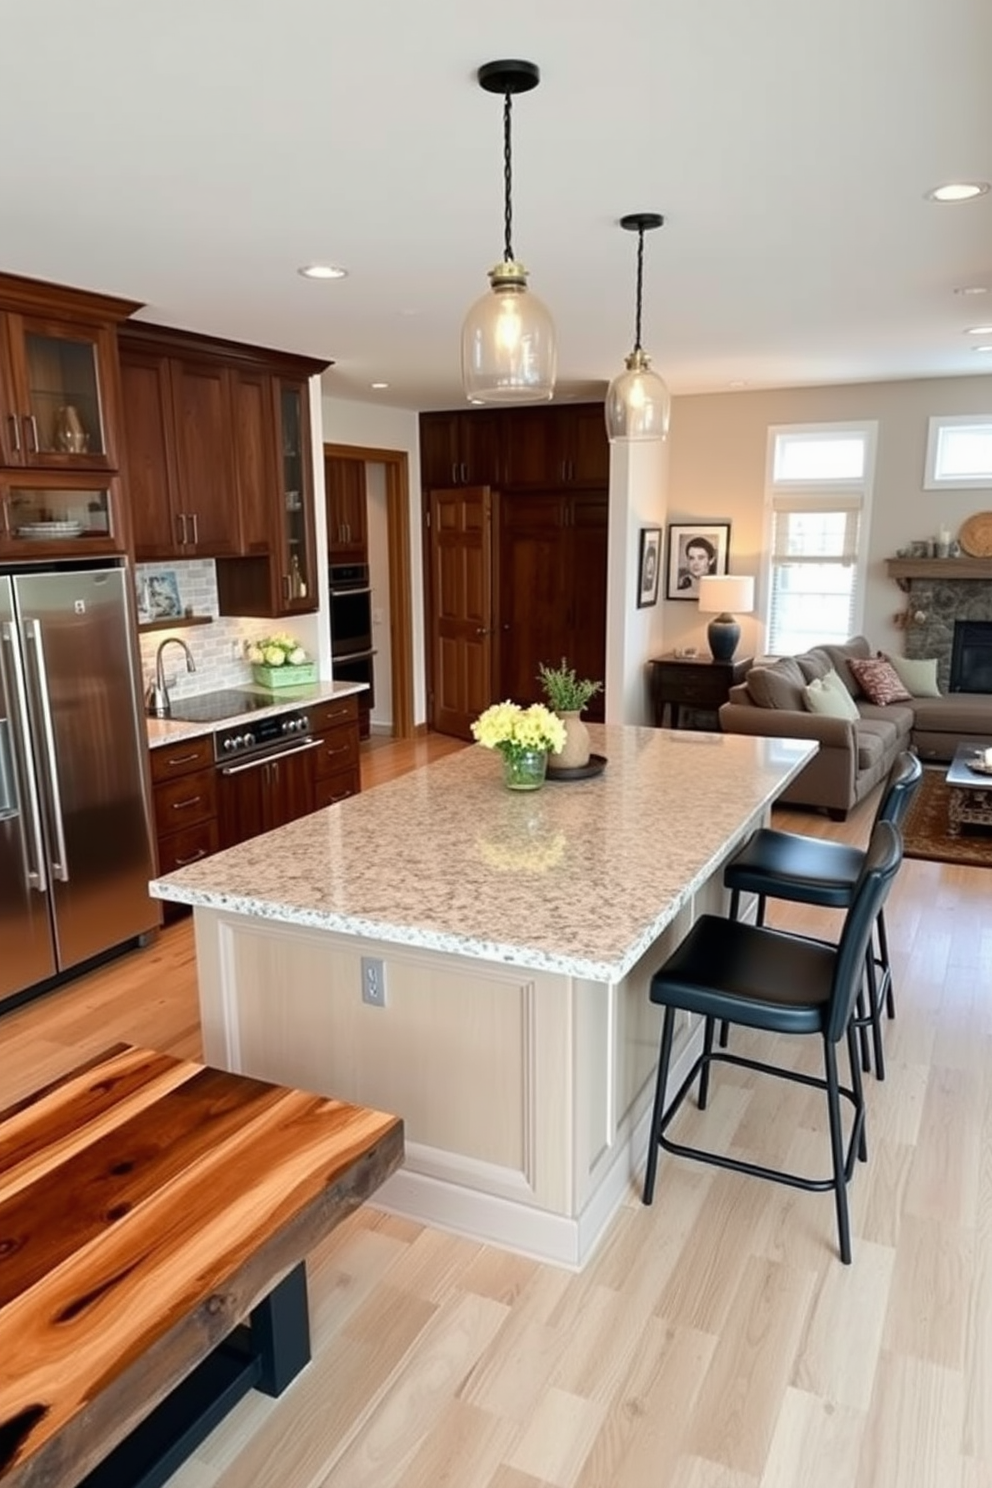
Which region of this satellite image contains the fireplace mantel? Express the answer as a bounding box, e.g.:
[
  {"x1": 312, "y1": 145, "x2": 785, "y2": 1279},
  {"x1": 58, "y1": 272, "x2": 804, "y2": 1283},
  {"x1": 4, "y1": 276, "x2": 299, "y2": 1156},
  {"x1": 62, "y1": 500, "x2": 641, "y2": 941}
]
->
[{"x1": 886, "y1": 557, "x2": 992, "y2": 591}]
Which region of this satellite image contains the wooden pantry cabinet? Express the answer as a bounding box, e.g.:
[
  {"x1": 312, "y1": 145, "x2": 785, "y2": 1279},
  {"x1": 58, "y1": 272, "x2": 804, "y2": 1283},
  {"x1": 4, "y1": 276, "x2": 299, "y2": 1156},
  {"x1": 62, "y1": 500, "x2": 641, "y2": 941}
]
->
[
  {"x1": 420, "y1": 403, "x2": 610, "y2": 737},
  {"x1": 119, "y1": 324, "x2": 326, "y2": 617}
]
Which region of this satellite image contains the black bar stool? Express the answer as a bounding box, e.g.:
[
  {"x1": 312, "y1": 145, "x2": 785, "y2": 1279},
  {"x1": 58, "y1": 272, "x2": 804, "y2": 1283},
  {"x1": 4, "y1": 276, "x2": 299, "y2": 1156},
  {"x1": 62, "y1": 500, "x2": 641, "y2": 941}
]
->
[
  {"x1": 721, "y1": 751, "x2": 922, "y2": 1078},
  {"x1": 642, "y1": 821, "x2": 903, "y2": 1263}
]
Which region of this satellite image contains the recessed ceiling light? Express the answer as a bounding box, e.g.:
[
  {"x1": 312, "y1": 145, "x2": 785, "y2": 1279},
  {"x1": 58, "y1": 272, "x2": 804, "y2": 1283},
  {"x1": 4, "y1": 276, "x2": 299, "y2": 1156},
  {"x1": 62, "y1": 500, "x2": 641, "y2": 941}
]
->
[
  {"x1": 972, "y1": 345, "x2": 992, "y2": 353},
  {"x1": 370, "y1": 381, "x2": 389, "y2": 390},
  {"x1": 965, "y1": 326, "x2": 992, "y2": 335},
  {"x1": 954, "y1": 285, "x2": 989, "y2": 295},
  {"x1": 925, "y1": 181, "x2": 990, "y2": 202},
  {"x1": 297, "y1": 263, "x2": 348, "y2": 280}
]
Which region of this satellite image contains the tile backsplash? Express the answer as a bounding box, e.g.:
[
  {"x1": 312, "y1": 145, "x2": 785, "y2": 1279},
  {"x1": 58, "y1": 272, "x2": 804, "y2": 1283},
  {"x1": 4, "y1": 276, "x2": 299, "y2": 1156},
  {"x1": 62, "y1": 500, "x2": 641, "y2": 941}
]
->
[{"x1": 135, "y1": 559, "x2": 319, "y2": 700}]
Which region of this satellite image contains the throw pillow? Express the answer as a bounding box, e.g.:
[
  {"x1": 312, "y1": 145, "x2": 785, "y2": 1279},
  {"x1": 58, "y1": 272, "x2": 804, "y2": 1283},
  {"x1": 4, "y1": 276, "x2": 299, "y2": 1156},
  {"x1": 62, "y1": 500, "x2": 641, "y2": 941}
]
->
[
  {"x1": 745, "y1": 656, "x2": 807, "y2": 711},
  {"x1": 848, "y1": 657, "x2": 912, "y2": 707},
  {"x1": 803, "y1": 673, "x2": 860, "y2": 720},
  {"x1": 881, "y1": 652, "x2": 941, "y2": 698}
]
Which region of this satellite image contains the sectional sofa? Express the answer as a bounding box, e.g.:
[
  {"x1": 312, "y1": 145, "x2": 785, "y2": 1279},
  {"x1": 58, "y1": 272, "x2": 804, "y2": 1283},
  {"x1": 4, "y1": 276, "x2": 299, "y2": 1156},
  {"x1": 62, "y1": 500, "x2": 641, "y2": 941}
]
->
[{"x1": 718, "y1": 635, "x2": 992, "y2": 817}]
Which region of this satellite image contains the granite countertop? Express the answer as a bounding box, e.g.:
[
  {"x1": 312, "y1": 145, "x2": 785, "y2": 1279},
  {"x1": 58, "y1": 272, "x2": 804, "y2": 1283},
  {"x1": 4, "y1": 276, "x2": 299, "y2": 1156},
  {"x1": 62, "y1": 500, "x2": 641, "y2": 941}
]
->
[
  {"x1": 150, "y1": 725, "x2": 816, "y2": 982},
  {"x1": 146, "y1": 681, "x2": 366, "y2": 748}
]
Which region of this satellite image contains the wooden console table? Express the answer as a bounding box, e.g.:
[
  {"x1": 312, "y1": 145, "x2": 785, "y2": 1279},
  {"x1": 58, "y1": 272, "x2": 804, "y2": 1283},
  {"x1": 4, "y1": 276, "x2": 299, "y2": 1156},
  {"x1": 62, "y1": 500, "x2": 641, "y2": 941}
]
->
[
  {"x1": 649, "y1": 653, "x2": 753, "y2": 729},
  {"x1": 0, "y1": 1044, "x2": 403, "y2": 1488}
]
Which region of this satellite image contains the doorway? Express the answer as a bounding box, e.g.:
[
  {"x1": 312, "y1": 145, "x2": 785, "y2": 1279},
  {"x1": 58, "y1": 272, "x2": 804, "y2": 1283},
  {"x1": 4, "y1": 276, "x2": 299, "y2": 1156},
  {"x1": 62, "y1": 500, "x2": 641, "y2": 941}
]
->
[{"x1": 322, "y1": 443, "x2": 414, "y2": 739}]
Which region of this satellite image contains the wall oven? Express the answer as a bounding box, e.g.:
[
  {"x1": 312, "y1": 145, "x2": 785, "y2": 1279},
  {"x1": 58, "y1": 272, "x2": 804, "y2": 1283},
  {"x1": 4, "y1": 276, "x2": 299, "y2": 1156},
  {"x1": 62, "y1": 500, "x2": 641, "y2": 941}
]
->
[{"x1": 329, "y1": 563, "x2": 374, "y2": 736}]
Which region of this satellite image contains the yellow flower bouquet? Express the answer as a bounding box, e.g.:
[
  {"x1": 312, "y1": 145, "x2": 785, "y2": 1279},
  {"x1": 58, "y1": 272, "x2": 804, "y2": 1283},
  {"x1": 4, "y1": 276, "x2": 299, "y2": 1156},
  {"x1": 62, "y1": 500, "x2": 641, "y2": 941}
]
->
[{"x1": 471, "y1": 701, "x2": 566, "y2": 760}]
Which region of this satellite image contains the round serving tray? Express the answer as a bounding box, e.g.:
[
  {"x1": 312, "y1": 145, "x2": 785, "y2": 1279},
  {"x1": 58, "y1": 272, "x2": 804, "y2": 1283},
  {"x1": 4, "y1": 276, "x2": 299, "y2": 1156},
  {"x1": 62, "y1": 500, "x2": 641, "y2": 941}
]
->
[
  {"x1": 546, "y1": 752, "x2": 607, "y2": 782},
  {"x1": 958, "y1": 512, "x2": 992, "y2": 558}
]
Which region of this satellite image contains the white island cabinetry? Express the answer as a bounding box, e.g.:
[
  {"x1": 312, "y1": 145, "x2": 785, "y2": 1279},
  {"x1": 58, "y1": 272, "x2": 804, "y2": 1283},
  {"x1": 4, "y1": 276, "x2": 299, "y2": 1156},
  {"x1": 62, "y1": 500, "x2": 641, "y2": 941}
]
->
[{"x1": 152, "y1": 726, "x2": 815, "y2": 1268}]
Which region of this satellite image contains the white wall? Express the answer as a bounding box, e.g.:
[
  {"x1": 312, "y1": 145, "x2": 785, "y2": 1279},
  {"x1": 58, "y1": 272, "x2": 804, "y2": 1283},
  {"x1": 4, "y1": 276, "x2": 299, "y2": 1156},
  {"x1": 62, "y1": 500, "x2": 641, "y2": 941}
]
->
[
  {"x1": 665, "y1": 373, "x2": 992, "y2": 663},
  {"x1": 320, "y1": 395, "x2": 426, "y2": 723},
  {"x1": 605, "y1": 439, "x2": 669, "y2": 724}
]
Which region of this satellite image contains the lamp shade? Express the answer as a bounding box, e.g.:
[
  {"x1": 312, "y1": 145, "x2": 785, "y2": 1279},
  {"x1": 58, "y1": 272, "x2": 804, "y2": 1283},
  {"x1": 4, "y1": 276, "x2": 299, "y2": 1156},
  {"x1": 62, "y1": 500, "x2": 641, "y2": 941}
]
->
[
  {"x1": 697, "y1": 575, "x2": 755, "y2": 615},
  {"x1": 604, "y1": 350, "x2": 671, "y2": 441}
]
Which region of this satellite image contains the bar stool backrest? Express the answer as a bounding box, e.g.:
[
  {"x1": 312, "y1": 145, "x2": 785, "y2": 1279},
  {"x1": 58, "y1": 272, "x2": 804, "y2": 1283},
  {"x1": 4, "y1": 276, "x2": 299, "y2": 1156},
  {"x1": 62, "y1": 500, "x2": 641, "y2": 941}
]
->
[
  {"x1": 827, "y1": 820, "x2": 903, "y2": 1044},
  {"x1": 875, "y1": 751, "x2": 923, "y2": 832}
]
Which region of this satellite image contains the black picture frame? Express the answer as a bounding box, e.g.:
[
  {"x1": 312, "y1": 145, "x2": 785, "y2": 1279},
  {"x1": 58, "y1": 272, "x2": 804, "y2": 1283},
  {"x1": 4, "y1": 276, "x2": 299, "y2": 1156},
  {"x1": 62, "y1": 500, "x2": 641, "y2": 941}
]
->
[
  {"x1": 637, "y1": 527, "x2": 662, "y2": 608},
  {"x1": 666, "y1": 523, "x2": 731, "y2": 600}
]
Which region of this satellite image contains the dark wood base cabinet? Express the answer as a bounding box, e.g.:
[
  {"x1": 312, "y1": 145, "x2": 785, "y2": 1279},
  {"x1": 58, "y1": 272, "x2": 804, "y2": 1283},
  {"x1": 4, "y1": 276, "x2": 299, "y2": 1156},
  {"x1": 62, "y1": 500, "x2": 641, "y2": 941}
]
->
[{"x1": 149, "y1": 735, "x2": 219, "y2": 923}]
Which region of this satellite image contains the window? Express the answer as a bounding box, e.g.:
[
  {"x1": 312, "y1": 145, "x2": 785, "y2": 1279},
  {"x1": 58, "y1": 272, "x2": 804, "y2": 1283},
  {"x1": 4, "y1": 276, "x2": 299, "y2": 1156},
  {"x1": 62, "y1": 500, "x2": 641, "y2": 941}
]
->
[
  {"x1": 764, "y1": 422, "x2": 876, "y2": 656},
  {"x1": 924, "y1": 415, "x2": 992, "y2": 488}
]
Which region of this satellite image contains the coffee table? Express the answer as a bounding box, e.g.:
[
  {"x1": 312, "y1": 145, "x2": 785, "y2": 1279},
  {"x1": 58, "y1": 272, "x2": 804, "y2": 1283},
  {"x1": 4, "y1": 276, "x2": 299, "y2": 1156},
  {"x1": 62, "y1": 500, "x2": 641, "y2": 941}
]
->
[
  {"x1": 946, "y1": 740, "x2": 992, "y2": 836},
  {"x1": 0, "y1": 1043, "x2": 403, "y2": 1488}
]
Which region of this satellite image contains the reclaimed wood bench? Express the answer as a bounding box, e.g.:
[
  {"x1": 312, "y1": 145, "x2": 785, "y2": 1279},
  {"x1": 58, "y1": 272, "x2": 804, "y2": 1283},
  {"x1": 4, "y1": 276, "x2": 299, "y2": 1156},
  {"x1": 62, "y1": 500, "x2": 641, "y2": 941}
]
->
[{"x1": 0, "y1": 1043, "x2": 403, "y2": 1488}]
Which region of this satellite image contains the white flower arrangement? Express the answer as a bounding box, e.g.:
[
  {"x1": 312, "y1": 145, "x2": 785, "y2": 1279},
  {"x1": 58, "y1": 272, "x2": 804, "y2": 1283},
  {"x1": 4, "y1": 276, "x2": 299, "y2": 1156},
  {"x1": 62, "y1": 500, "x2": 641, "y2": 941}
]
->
[
  {"x1": 471, "y1": 701, "x2": 567, "y2": 761},
  {"x1": 245, "y1": 633, "x2": 309, "y2": 668}
]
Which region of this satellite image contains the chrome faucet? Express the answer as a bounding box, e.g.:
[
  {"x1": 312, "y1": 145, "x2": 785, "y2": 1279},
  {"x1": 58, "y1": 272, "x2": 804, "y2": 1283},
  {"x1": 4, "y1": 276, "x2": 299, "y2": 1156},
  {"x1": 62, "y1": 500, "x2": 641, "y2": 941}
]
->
[{"x1": 146, "y1": 637, "x2": 196, "y2": 718}]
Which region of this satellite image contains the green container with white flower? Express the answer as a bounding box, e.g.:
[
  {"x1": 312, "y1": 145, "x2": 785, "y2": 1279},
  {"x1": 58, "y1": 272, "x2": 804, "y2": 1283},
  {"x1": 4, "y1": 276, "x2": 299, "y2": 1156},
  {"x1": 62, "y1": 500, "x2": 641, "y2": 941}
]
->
[{"x1": 247, "y1": 634, "x2": 317, "y2": 689}]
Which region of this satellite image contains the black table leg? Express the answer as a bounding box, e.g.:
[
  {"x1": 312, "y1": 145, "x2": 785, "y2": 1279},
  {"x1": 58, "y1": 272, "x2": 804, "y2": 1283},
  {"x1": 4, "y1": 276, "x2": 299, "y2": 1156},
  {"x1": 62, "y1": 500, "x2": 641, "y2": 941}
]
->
[{"x1": 252, "y1": 1261, "x2": 311, "y2": 1396}]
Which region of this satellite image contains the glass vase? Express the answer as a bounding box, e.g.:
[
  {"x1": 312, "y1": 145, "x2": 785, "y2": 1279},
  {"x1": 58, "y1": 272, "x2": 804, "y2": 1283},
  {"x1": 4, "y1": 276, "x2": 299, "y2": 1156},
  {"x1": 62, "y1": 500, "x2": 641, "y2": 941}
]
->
[{"x1": 502, "y1": 747, "x2": 548, "y2": 791}]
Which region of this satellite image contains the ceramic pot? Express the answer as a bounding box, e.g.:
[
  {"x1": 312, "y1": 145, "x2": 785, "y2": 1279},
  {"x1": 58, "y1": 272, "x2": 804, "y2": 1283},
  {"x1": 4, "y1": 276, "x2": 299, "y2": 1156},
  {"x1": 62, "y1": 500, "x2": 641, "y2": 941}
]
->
[{"x1": 550, "y1": 710, "x2": 591, "y2": 770}]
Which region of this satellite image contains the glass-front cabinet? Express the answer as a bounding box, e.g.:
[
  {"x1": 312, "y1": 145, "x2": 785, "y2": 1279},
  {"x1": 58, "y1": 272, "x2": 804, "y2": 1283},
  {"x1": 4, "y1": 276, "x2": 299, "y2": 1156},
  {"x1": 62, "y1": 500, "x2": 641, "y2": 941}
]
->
[
  {"x1": 0, "y1": 473, "x2": 123, "y2": 555},
  {"x1": 277, "y1": 378, "x2": 317, "y2": 615},
  {"x1": 0, "y1": 313, "x2": 120, "y2": 471}
]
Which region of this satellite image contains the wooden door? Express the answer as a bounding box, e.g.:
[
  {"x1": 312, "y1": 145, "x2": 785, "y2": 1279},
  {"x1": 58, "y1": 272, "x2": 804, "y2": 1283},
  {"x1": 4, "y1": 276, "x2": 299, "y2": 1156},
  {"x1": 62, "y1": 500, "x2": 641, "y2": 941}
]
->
[
  {"x1": 429, "y1": 486, "x2": 493, "y2": 739},
  {"x1": 119, "y1": 349, "x2": 182, "y2": 558},
  {"x1": 170, "y1": 358, "x2": 239, "y2": 555},
  {"x1": 497, "y1": 491, "x2": 566, "y2": 705},
  {"x1": 567, "y1": 493, "x2": 609, "y2": 719}
]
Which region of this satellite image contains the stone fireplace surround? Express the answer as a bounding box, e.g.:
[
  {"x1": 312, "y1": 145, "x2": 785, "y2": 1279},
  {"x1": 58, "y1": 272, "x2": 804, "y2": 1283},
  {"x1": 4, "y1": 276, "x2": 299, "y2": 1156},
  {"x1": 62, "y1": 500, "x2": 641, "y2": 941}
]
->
[{"x1": 885, "y1": 559, "x2": 992, "y2": 692}]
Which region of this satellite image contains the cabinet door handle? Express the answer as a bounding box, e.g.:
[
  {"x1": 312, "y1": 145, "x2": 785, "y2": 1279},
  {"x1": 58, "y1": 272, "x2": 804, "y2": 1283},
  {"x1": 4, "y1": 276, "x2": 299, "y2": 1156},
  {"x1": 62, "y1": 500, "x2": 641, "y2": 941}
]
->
[
  {"x1": 164, "y1": 751, "x2": 201, "y2": 768},
  {"x1": 174, "y1": 847, "x2": 207, "y2": 866},
  {"x1": 176, "y1": 513, "x2": 188, "y2": 545},
  {"x1": 283, "y1": 573, "x2": 291, "y2": 603},
  {"x1": 189, "y1": 512, "x2": 199, "y2": 544},
  {"x1": 171, "y1": 794, "x2": 204, "y2": 812},
  {"x1": 25, "y1": 416, "x2": 39, "y2": 454},
  {"x1": 7, "y1": 415, "x2": 21, "y2": 453},
  {"x1": 451, "y1": 463, "x2": 459, "y2": 486},
  {"x1": 475, "y1": 627, "x2": 489, "y2": 636},
  {"x1": 461, "y1": 463, "x2": 468, "y2": 484}
]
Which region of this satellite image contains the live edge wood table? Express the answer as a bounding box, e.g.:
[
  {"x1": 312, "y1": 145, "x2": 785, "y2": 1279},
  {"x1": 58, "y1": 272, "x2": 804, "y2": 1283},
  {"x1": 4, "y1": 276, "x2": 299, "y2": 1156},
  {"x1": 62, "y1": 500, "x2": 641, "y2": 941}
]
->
[{"x1": 0, "y1": 1043, "x2": 403, "y2": 1488}]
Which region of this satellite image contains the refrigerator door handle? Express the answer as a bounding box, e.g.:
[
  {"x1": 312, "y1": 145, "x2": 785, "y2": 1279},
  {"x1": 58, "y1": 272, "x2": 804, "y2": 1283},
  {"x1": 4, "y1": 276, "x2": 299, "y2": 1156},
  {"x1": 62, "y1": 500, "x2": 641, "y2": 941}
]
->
[
  {"x1": 0, "y1": 621, "x2": 48, "y2": 893},
  {"x1": 23, "y1": 618, "x2": 69, "y2": 883}
]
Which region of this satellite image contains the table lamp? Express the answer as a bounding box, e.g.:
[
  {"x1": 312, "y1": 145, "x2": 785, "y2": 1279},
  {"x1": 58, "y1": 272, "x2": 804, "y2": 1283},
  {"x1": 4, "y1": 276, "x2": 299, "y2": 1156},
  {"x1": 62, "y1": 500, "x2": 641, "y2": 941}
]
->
[{"x1": 697, "y1": 574, "x2": 755, "y2": 662}]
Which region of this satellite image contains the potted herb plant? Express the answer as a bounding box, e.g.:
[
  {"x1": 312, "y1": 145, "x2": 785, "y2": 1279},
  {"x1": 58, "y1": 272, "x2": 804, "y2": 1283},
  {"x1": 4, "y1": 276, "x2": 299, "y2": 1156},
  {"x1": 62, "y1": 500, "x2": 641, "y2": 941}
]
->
[{"x1": 537, "y1": 658, "x2": 603, "y2": 769}]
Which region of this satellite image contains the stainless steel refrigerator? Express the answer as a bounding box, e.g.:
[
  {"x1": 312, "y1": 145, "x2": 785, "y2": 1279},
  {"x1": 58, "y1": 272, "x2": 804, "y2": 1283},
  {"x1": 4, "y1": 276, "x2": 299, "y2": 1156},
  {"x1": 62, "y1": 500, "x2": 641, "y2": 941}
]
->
[{"x1": 0, "y1": 563, "x2": 158, "y2": 1009}]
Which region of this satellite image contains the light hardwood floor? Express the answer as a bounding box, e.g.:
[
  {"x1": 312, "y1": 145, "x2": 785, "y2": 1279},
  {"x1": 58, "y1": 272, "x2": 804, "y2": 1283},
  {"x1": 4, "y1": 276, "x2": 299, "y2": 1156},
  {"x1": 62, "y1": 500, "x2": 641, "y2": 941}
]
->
[{"x1": 3, "y1": 738, "x2": 990, "y2": 1488}]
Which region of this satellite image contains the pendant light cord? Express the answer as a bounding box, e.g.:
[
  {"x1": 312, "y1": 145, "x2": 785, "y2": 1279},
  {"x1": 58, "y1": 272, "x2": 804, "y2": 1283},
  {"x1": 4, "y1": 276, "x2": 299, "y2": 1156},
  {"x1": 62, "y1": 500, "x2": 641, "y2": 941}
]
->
[
  {"x1": 633, "y1": 226, "x2": 645, "y2": 353},
  {"x1": 502, "y1": 89, "x2": 514, "y2": 262}
]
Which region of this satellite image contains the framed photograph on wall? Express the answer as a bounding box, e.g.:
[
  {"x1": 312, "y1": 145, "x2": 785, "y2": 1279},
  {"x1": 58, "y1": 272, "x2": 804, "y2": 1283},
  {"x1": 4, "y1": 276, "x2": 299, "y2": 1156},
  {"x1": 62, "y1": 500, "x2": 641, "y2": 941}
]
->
[
  {"x1": 666, "y1": 523, "x2": 731, "y2": 600},
  {"x1": 637, "y1": 526, "x2": 662, "y2": 608},
  {"x1": 142, "y1": 570, "x2": 183, "y2": 621}
]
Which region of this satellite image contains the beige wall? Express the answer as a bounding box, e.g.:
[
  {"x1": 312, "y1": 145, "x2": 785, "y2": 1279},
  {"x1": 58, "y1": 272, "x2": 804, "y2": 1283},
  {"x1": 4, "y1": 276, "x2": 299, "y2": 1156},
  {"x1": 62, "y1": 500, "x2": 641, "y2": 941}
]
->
[{"x1": 665, "y1": 373, "x2": 992, "y2": 662}]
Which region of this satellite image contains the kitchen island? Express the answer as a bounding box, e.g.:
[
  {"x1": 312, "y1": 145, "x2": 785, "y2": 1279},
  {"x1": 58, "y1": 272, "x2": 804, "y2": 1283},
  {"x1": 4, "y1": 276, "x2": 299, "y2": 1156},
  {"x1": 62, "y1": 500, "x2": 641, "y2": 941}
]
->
[{"x1": 150, "y1": 725, "x2": 816, "y2": 1268}]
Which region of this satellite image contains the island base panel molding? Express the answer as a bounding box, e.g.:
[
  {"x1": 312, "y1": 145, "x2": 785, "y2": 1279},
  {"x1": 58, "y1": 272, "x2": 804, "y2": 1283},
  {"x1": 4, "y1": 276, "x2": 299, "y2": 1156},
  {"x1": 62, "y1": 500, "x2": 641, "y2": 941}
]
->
[{"x1": 190, "y1": 888, "x2": 718, "y2": 1270}]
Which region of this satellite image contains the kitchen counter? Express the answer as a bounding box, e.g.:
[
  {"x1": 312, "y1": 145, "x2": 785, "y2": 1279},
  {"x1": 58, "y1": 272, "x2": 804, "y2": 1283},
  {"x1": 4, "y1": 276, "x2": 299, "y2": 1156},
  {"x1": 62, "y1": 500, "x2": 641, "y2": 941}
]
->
[
  {"x1": 151, "y1": 726, "x2": 816, "y2": 1267},
  {"x1": 146, "y1": 680, "x2": 367, "y2": 748}
]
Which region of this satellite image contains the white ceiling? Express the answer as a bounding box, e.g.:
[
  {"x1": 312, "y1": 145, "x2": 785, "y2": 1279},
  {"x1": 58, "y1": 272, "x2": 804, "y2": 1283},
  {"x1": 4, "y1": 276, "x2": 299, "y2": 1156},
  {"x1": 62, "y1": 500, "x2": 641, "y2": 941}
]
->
[{"x1": 2, "y1": 0, "x2": 990, "y2": 412}]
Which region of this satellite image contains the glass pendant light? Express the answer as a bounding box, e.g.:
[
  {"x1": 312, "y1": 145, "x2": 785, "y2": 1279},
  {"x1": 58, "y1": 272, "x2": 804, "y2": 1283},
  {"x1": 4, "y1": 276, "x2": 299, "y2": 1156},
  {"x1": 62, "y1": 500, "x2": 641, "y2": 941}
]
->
[
  {"x1": 605, "y1": 213, "x2": 671, "y2": 441},
  {"x1": 461, "y1": 60, "x2": 557, "y2": 404}
]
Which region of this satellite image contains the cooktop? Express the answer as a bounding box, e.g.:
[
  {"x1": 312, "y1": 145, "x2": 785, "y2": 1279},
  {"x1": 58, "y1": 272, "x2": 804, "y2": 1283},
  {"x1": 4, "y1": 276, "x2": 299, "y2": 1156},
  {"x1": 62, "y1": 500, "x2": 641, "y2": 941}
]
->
[{"x1": 163, "y1": 689, "x2": 277, "y2": 725}]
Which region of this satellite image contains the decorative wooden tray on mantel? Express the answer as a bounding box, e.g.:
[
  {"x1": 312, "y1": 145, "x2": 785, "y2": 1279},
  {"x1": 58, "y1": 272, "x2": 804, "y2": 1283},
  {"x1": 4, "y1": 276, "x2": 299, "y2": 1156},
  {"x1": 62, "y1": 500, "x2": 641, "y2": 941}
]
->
[{"x1": 886, "y1": 558, "x2": 992, "y2": 589}]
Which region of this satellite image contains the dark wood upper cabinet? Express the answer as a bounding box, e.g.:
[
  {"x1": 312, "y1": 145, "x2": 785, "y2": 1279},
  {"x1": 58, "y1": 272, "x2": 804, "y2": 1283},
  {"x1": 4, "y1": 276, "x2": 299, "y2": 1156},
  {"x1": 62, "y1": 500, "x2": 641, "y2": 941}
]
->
[
  {"x1": 325, "y1": 454, "x2": 368, "y2": 561},
  {"x1": 501, "y1": 404, "x2": 609, "y2": 487},
  {"x1": 420, "y1": 410, "x2": 501, "y2": 489},
  {"x1": 119, "y1": 323, "x2": 326, "y2": 615},
  {"x1": 0, "y1": 274, "x2": 137, "y2": 477}
]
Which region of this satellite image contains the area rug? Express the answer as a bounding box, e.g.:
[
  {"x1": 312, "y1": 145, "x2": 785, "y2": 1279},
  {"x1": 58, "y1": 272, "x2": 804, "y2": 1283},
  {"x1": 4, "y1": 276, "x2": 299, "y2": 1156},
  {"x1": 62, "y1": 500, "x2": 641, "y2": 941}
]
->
[{"x1": 901, "y1": 766, "x2": 992, "y2": 869}]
